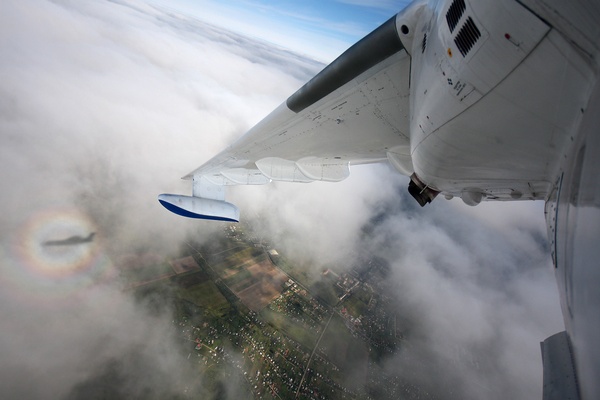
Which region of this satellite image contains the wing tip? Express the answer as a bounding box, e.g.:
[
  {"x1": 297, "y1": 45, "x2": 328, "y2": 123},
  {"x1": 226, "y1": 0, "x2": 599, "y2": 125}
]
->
[{"x1": 158, "y1": 194, "x2": 240, "y2": 222}]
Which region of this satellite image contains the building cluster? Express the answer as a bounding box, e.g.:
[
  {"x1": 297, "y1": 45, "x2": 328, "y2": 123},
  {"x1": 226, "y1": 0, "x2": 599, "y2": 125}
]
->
[{"x1": 145, "y1": 223, "x2": 426, "y2": 399}]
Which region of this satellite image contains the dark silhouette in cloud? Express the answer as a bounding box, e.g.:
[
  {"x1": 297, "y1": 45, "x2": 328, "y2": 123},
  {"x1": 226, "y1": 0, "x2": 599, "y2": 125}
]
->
[
  {"x1": 0, "y1": 1, "x2": 563, "y2": 399},
  {"x1": 43, "y1": 232, "x2": 95, "y2": 246}
]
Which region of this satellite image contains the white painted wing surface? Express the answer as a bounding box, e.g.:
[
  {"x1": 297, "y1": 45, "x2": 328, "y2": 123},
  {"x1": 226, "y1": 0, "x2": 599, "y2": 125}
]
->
[{"x1": 159, "y1": 6, "x2": 424, "y2": 220}]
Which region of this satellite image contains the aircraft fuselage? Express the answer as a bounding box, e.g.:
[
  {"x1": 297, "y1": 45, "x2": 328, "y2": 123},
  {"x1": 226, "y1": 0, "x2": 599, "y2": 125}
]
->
[{"x1": 398, "y1": 0, "x2": 600, "y2": 398}]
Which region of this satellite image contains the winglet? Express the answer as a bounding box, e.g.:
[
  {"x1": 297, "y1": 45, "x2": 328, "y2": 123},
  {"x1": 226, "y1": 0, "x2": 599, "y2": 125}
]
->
[{"x1": 158, "y1": 194, "x2": 239, "y2": 222}]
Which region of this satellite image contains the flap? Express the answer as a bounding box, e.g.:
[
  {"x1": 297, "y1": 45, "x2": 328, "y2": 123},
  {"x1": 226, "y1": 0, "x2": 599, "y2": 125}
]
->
[
  {"x1": 296, "y1": 157, "x2": 350, "y2": 182},
  {"x1": 256, "y1": 157, "x2": 314, "y2": 182}
]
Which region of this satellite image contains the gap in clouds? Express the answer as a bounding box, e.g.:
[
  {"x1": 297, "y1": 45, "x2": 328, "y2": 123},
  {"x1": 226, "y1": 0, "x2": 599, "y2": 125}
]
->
[
  {"x1": 0, "y1": 0, "x2": 563, "y2": 399},
  {"x1": 240, "y1": 164, "x2": 563, "y2": 399}
]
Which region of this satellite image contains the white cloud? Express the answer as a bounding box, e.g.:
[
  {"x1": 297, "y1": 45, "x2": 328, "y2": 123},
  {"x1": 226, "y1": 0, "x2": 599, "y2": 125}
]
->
[
  {"x1": 335, "y1": 0, "x2": 410, "y2": 12},
  {"x1": 0, "y1": 0, "x2": 564, "y2": 398},
  {"x1": 0, "y1": 0, "x2": 319, "y2": 397},
  {"x1": 150, "y1": 0, "x2": 358, "y2": 62},
  {"x1": 236, "y1": 162, "x2": 563, "y2": 398}
]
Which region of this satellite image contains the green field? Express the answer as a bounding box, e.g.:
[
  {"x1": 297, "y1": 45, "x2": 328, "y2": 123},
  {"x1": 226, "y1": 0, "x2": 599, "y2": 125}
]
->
[
  {"x1": 178, "y1": 280, "x2": 231, "y2": 317},
  {"x1": 319, "y1": 314, "x2": 368, "y2": 384},
  {"x1": 260, "y1": 307, "x2": 318, "y2": 350},
  {"x1": 223, "y1": 268, "x2": 252, "y2": 287},
  {"x1": 343, "y1": 292, "x2": 369, "y2": 318},
  {"x1": 309, "y1": 279, "x2": 343, "y2": 307},
  {"x1": 208, "y1": 245, "x2": 265, "y2": 275},
  {"x1": 271, "y1": 257, "x2": 315, "y2": 288}
]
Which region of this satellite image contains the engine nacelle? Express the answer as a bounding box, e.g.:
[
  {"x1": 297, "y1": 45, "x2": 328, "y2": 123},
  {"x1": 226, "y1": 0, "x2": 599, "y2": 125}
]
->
[
  {"x1": 158, "y1": 194, "x2": 239, "y2": 222},
  {"x1": 407, "y1": 173, "x2": 439, "y2": 207}
]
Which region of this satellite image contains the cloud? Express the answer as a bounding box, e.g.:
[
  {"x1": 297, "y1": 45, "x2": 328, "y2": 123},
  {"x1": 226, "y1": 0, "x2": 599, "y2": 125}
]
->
[
  {"x1": 150, "y1": 0, "x2": 376, "y2": 62},
  {"x1": 0, "y1": 0, "x2": 564, "y2": 399},
  {"x1": 0, "y1": 285, "x2": 194, "y2": 399},
  {"x1": 335, "y1": 0, "x2": 411, "y2": 12},
  {"x1": 365, "y1": 194, "x2": 562, "y2": 399},
  {"x1": 237, "y1": 164, "x2": 563, "y2": 399},
  {"x1": 0, "y1": 0, "x2": 319, "y2": 398}
]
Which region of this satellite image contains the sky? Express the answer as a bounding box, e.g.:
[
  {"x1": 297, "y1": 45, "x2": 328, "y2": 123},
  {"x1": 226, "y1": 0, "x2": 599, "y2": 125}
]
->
[
  {"x1": 0, "y1": 0, "x2": 564, "y2": 399},
  {"x1": 149, "y1": 0, "x2": 412, "y2": 61}
]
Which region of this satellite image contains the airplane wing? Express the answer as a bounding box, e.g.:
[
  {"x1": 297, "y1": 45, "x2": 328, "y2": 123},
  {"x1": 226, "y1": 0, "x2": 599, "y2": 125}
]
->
[
  {"x1": 159, "y1": 0, "x2": 600, "y2": 398},
  {"x1": 159, "y1": 4, "x2": 425, "y2": 221}
]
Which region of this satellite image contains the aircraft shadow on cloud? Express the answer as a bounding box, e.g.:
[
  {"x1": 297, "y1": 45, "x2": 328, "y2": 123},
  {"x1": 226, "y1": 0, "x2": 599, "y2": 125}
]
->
[{"x1": 42, "y1": 233, "x2": 96, "y2": 247}]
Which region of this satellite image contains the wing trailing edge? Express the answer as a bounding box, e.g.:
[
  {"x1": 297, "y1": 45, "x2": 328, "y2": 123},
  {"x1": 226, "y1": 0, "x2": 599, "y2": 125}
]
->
[{"x1": 159, "y1": 157, "x2": 352, "y2": 220}]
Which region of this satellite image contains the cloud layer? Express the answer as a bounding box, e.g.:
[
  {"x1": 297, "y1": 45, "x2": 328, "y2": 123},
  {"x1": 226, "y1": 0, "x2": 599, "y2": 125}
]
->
[
  {"x1": 0, "y1": 1, "x2": 563, "y2": 399},
  {"x1": 1, "y1": 0, "x2": 320, "y2": 398}
]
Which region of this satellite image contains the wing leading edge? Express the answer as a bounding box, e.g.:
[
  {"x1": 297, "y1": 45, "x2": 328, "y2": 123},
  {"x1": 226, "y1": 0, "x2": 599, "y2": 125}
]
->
[{"x1": 159, "y1": 4, "x2": 426, "y2": 221}]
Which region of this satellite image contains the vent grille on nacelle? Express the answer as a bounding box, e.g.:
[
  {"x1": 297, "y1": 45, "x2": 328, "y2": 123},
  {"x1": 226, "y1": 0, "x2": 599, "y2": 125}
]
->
[
  {"x1": 422, "y1": 33, "x2": 427, "y2": 53},
  {"x1": 446, "y1": 0, "x2": 466, "y2": 33},
  {"x1": 454, "y1": 16, "x2": 481, "y2": 57}
]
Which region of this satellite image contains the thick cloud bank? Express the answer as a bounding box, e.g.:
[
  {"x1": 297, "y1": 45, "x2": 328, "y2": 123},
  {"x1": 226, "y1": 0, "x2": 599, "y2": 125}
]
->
[
  {"x1": 0, "y1": 0, "x2": 563, "y2": 399},
  {"x1": 0, "y1": 1, "x2": 319, "y2": 398}
]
